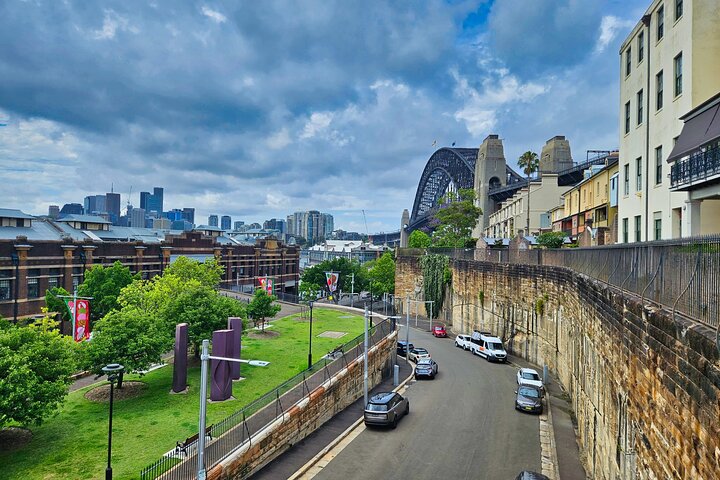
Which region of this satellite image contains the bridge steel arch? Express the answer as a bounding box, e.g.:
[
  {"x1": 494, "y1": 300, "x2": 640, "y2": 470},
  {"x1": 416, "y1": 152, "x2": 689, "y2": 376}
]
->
[{"x1": 409, "y1": 148, "x2": 478, "y2": 228}]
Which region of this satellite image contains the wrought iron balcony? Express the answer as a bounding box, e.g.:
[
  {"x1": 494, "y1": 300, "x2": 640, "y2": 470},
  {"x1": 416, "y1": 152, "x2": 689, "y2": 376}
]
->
[{"x1": 670, "y1": 145, "x2": 720, "y2": 190}]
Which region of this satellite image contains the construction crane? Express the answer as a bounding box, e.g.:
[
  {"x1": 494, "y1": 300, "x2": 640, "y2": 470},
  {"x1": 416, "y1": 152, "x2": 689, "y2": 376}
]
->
[{"x1": 361, "y1": 209, "x2": 369, "y2": 239}]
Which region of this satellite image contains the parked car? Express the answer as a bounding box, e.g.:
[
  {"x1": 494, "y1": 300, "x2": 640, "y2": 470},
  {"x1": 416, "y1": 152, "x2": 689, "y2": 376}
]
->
[
  {"x1": 517, "y1": 368, "x2": 544, "y2": 394},
  {"x1": 408, "y1": 347, "x2": 431, "y2": 363},
  {"x1": 364, "y1": 391, "x2": 409, "y2": 428},
  {"x1": 432, "y1": 325, "x2": 447, "y2": 337},
  {"x1": 515, "y1": 471, "x2": 550, "y2": 480},
  {"x1": 470, "y1": 332, "x2": 508, "y2": 362},
  {"x1": 414, "y1": 358, "x2": 439, "y2": 379},
  {"x1": 397, "y1": 341, "x2": 414, "y2": 357},
  {"x1": 454, "y1": 334, "x2": 472, "y2": 350},
  {"x1": 515, "y1": 385, "x2": 543, "y2": 414}
]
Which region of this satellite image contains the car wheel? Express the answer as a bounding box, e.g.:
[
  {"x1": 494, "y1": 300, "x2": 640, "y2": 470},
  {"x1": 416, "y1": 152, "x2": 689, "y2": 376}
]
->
[
  {"x1": 405, "y1": 402, "x2": 410, "y2": 415},
  {"x1": 414, "y1": 374, "x2": 418, "y2": 380},
  {"x1": 391, "y1": 416, "x2": 398, "y2": 429},
  {"x1": 486, "y1": 354, "x2": 491, "y2": 362}
]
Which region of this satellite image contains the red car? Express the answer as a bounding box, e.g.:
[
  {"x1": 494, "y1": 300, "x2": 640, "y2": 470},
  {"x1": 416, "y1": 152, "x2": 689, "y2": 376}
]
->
[{"x1": 432, "y1": 325, "x2": 447, "y2": 337}]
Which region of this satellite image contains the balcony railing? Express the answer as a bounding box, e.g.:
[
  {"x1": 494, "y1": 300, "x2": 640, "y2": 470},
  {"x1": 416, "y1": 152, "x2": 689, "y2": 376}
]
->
[{"x1": 670, "y1": 145, "x2": 720, "y2": 190}]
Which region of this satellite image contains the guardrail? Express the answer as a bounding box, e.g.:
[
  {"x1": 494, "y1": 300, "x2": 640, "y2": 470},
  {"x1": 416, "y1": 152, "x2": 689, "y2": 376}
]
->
[{"x1": 139, "y1": 318, "x2": 394, "y2": 480}]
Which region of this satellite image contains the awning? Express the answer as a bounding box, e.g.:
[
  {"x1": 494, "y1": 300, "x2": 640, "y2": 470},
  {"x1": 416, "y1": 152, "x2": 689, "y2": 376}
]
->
[{"x1": 667, "y1": 98, "x2": 720, "y2": 163}]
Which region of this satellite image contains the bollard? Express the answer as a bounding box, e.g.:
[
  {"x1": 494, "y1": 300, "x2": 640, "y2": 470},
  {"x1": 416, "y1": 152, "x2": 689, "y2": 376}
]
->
[
  {"x1": 543, "y1": 364, "x2": 549, "y2": 386},
  {"x1": 393, "y1": 364, "x2": 399, "y2": 386}
]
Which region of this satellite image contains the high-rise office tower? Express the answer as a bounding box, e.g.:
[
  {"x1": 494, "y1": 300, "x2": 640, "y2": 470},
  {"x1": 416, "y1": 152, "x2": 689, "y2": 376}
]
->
[
  {"x1": 221, "y1": 215, "x2": 231, "y2": 230},
  {"x1": 106, "y1": 192, "x2": 121, "y2": 225},
  {"x1": 140, "y1": 191, "x2": 151, "y2": 210},
  {"x1": 233, "y1": 220, "x2": 244, "y2": 231},
  {"x1": 48, "y1": 205, "x2": 59, "y2": 219},
  {"x1": 84, "y1": 195, "x2": 97, "y2": 214},
  {"x1": 59, "y1": 203, "x2": 84, "y2": 217},
  {"x1": 130, "y1": 208, "x2": 146, "y2": 227},
  {"x1": 208, "y1": 215, "x2": 218, "y2": 227},
  {"x1": 146, "y1": 187, "x2": 163, "y2": 215},
  {"x1": 182, "y1": 207, "x2": 195, "y2": 225}
]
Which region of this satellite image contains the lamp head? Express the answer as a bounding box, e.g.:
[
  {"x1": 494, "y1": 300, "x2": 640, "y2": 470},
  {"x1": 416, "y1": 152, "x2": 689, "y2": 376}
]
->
[
  {"x1": 102, "y1": 363, "x2": 125, "y2": 382},
  {"x1": 308, "y1": 300, "x2": 314, "y2": 309}
]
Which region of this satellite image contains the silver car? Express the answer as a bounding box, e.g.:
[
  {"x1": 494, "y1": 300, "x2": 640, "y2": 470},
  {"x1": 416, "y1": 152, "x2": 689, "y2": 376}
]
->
[
  {"x1": 407, "y1": 347, "x2": 430, "y2": 363},
  {"x1": 364, "y1": 392, "x2": 410, "y2": 428},
  {"x1": 414, "y1": 358, "x2": 438, "y2": 379}
]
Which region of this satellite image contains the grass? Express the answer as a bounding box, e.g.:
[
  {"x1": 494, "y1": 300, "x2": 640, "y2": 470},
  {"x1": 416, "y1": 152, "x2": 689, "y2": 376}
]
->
[{"x1": 0, "y1": 308, "x2": 364, "y2": 480}]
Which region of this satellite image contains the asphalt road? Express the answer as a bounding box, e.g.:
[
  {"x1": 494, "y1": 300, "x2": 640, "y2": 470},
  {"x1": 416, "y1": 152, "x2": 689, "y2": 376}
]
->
[{"x1": 312, "y1": 326, "x2": 541, "y2": 480}]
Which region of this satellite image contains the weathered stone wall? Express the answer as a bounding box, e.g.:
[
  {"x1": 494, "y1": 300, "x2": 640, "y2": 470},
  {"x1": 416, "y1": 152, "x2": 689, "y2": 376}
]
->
[
  {"x1": 396, "y1": 254, "x2": 720, "y2": 480},
  {"x1": 207, "y1": 331, "x2": 396, "y2": 480}
]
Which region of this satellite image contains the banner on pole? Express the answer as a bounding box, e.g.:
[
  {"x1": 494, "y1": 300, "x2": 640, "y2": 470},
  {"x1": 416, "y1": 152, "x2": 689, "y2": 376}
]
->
[
  {"x1": 325, "y1": 272, "x2": 339, "y2": 293},
  {"x1": 259, "y1": 277, "x2": 274, "y2": 295},
  {"x1": 64, "y1": 299, "x2": 91, "y2": 342}
]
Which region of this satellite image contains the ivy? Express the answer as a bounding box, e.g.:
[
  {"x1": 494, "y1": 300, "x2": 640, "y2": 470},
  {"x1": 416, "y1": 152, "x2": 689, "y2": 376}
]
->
[{"x1": 420, "y1": 254, "x2": 449, "y2": 319}]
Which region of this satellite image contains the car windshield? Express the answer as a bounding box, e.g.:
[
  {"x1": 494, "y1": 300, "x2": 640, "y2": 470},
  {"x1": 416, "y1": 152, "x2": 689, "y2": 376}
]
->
[
  {"x1": 366, "y1": 403, "x2": 387, "y2": 412},
  {"x1": 519, "y1": 387, "x2": 540, "y2": 398},
  {"x1": 417, "y1": 360, "x2": 432, "y2": 366},
  {"x1": 522, "y1": 372, "x2": 540, "y2": 381},
  {"x1": 413, "y1": 348, "x2": 428, "y2": 354},
  {"x1": 489, "y1": 342, "x2": 503, "y2": 350}
]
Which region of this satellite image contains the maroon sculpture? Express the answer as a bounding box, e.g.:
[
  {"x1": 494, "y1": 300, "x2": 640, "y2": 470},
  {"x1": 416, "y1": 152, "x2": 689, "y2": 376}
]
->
[
  {"x1": 210, "y1": 329, "x2": 234, "y2": 401},
  {"x1": 172, "y1": 323, "x2": 188, "y2": 393},
  {"x1": 228, "y1": 317, "x2": 243, "y2": 380}
]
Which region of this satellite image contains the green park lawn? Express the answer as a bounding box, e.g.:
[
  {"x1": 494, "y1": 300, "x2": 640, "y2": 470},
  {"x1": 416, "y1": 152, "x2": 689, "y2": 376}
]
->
[{"x1": 0, "y1": 308, "x2": 364, "y2": 480}]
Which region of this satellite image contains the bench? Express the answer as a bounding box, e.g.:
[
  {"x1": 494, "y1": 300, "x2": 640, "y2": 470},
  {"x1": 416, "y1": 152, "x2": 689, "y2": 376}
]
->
[{"x1": 175, "y1": 425, "x2": 213, "y2": 457}]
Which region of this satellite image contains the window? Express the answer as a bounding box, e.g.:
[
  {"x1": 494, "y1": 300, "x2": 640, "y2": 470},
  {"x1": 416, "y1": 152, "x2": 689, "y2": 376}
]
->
[
  {"x1": 623, "y1": 218, "x2": 629, "y2": 243},
  {"x1": 27, "y1": 278, "x2": 40, "y2": 299},
  {"x1": 675, "y1": 0, "x2": 683, "y2": 20},
  {"x1": 48, "y1": 276, "x2": 59, "y2": 290},
  {"x1": 654, "y1": 218, "x2": 662, "y2": 240},
  {"x1": 625, "y1": 47, "x2": 632, "y2": 76},
  {"x1": 655, "y1": 146, "x2": 663, "y2": 184},
  {"x1": 656, "y1": 71, "x2": 663, "y2": 110},
  {"x1": 624, "y1": 164, "x2": 630, "y2": 195},
  {"x1": 625, "y1": 101, "x2": 631, "y2": 134},
  {"x1": 634, "y1": 215, "x2": 642, "y2": 242},
  {"x1": 0, "y1": 279, "x2": 11, "y2": 300},
  {"x1": 638, "y1": 31, "x2": 644, "y2": 62},
  {"x1": 637, "y1": 90, "x2": 643, "y2": 125},
  {"x1": 636, "y1": 157, "x2": 643, "y2": 191},
  {"x1": 674, "y1": 53, "x2": 682, "y2": 96},
  {"x1": 657, "y1": 5, "x2": 665, "y2": 40}
]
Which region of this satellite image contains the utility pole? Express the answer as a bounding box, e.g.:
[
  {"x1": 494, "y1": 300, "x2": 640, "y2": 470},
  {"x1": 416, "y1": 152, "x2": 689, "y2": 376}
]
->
[{"x1": 351, "y1": 273, "x2": 355, "y2": 308}]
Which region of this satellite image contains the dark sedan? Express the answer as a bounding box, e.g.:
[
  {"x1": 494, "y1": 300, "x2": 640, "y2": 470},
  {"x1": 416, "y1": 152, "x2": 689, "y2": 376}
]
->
[
  {"x1": 515, "y1": 385, "x2": 543, "y2": 414},
  {"x1": 414, "y1": 358, "x2": 439, "y2": 379},
  {"x1": 364, "y1": 392, "x2": 410, "y2": 429},
  {"x1": 397, "y1": 341, "x2": 414, "y2": 356}
]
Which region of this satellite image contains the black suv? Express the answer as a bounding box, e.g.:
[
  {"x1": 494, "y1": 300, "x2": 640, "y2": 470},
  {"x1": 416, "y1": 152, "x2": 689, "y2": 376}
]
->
[
  {"x1": 364, "y1": 392, "x2": 409, "y2": 428},
  {"x1": 396, "y1": 341, "x2": 414, "y2": 356}
]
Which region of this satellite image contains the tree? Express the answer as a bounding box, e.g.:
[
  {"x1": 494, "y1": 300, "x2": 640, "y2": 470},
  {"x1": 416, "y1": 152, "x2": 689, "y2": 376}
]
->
[
  {"x1": 77, "y1": 261, "x2": 137, "y2": 323},
  {"x1": 301, "y1": 258, "x2": 368, "y2": 297},
  {"x1": 83, "y1": 308, "x2": 169, "y2": 386},
  {"x1": 162, "y1": 285, "x2": 246, "y2": 355},
  {"x1": 247, "y1": 289, "x2": 281, "y2": 332},
  {"x1": 431, "y1": 188, "x2": 482, "y2": 248},
  {"x1": 518, "y1": 151, "x2": 540, "y2": 236},
  {"x1": 163, "y1": 256, "x2": 224, "y2": 289},
  {"x1": 0, "y1": 317, "x2": 77, "y2": 428},
  {"x1": 45, "y1": 286, "x2": 71, "y2": 323},
  {"x1": 537, "y1": 231, "x2": 567, "y2": 249},
  {"x1": 367, "y1": 252, "x2": 395, "y2": 297},
  {"x1": 408, "y1": 230, "x2": 432, "y2": 248}
]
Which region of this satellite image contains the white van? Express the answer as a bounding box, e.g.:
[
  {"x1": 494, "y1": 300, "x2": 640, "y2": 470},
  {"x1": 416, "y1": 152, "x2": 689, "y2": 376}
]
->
[{"x1": 470, "y1": 331, "x2": 507, "y2": 362}]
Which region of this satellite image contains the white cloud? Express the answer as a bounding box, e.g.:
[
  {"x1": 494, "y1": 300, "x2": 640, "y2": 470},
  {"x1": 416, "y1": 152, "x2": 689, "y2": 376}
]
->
[
  {"x1": 201, "y1": 6, "x2": 227, "y2": 24},
  {"x1": 594, "y1": 16, "x2": 635, "y2": 54},
  {"x1": 299, "y1": 112, "x2": 334, "y2": 139},
  {"x1": 266, "y1": 128, "x2": 291, "y2": 150},
  {"x1": 94, "y1": 10, "x2": 137, "y2": 40}
]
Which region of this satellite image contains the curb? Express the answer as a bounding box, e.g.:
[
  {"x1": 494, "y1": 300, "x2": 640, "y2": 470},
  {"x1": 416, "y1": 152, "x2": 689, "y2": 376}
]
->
[
  {"x1": 539, "y1": 394, "x2": 561, "y2": 480},
  {"x1": 289, "y1": 367, "x2": 415, "y2": 480}
]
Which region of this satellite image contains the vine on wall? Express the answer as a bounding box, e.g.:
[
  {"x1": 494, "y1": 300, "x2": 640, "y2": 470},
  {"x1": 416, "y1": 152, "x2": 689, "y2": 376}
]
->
[{"x1": 420, "y1": 254, "x2": 450, "y2": 318}]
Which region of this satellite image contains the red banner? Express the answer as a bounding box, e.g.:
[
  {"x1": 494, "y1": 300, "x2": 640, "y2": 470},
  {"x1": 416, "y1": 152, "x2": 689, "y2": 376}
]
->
[
  {"x1": 259, "y1": 277, "x2": 273, "y2": 295},
  {"x1": 65, "y1": 298, "x2": 91, "y2": 342}
]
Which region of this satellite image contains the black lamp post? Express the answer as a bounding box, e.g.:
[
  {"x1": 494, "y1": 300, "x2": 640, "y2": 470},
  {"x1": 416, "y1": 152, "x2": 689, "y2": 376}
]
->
[
  {"x1": 10, "y1": 253, "x2": 19, "y2": 323},
  {"x1": 307, "y1": 301, "x2": 314, "y2": 369},
  {"x1": 102, "y1": 363, "x2": 124, "y2": 480}
]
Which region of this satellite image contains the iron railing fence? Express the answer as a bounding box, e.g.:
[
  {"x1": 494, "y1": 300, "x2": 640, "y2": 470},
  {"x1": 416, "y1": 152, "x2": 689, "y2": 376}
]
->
[
  {"x1": 140, "y1": 318, "x2": 394, "y2": 480},
  {"x1": 410, "y1": 234, "x2": 720, "y2": 329},
  {"x1": 670, "y1": 144, "x2": 720, "y2": 189}
]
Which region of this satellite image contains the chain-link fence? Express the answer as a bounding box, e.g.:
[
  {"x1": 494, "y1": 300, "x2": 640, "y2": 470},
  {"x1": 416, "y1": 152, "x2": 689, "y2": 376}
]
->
[{"x1": 140, "y1": 318, "x2": 394, "y2": 480}]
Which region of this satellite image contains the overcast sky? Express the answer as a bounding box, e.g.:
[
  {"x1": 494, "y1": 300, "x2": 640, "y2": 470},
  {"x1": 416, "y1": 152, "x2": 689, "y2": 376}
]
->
[{"x1": 0, "y1": 0, "x2": 647, "y2": 234}]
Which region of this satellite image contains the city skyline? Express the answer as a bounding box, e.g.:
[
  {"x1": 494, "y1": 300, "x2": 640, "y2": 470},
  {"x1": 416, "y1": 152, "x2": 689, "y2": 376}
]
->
[{"x1": 0, "y1": 1, "x2": 648, "y2": 233}]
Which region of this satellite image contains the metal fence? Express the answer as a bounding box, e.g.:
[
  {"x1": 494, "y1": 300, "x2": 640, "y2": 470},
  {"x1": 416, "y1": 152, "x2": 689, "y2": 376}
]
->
[
  {"x1": 415, "y1": 235, "x2": 720, "y2": 330},
  {"x1": 140, "y1": 318, "x2": 394, "y2": 480}
]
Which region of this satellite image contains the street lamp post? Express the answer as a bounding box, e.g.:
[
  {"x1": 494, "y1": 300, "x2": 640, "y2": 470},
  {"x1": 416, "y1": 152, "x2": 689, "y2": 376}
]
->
[
  {"x1": 102, "y1": 363, "x2": 125, "y2": 480},
  {"x1": 197, "y1": 340, "x2": 269, "y2": 480},
  {"x1": 307, "y1": 301, "x2": 314, "y2": 370}
]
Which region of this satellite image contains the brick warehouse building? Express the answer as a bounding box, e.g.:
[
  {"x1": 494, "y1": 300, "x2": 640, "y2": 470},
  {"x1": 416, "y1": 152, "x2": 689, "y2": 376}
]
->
[{"x1": 0, "y1": 209, "x2": 300, "y2": 322}]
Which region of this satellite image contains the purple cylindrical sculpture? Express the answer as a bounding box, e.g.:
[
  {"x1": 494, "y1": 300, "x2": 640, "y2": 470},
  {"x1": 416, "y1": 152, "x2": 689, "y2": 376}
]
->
[
  {"x1": 172, "y1": 323, "x2": 188, "y2": 393},
  {"x1": 210, "y1": 329, "x2": 234, "y2": 401},
  {"x1": 228, "y1": 317, "x2": 243, "y2": 380}
]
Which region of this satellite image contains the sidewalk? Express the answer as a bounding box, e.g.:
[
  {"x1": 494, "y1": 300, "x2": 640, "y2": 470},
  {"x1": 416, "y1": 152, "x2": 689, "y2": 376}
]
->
[{"x1": 250, "y1": 360, "x2": 414, "y2": 480}]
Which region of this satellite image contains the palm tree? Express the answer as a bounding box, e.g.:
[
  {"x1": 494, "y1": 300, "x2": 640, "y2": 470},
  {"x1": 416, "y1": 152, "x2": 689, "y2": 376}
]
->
[{"x1": 518, "y1": 151, "x2": 539, "y2": 236}]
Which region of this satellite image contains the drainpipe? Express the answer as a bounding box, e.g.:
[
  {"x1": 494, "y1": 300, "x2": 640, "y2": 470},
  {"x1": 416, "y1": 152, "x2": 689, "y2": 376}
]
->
[{"x1": 643, "y1": 14, "x2": 651, "y2": 241}]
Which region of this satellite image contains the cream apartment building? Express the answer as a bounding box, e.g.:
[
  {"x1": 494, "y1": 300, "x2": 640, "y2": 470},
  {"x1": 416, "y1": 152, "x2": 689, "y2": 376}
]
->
[
  {"x1": 484, "y1": 174, "x2": 569, "y2": 238},
  {"x1": 618, "y1": 0, "x2": 720, "y2": 242}
]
